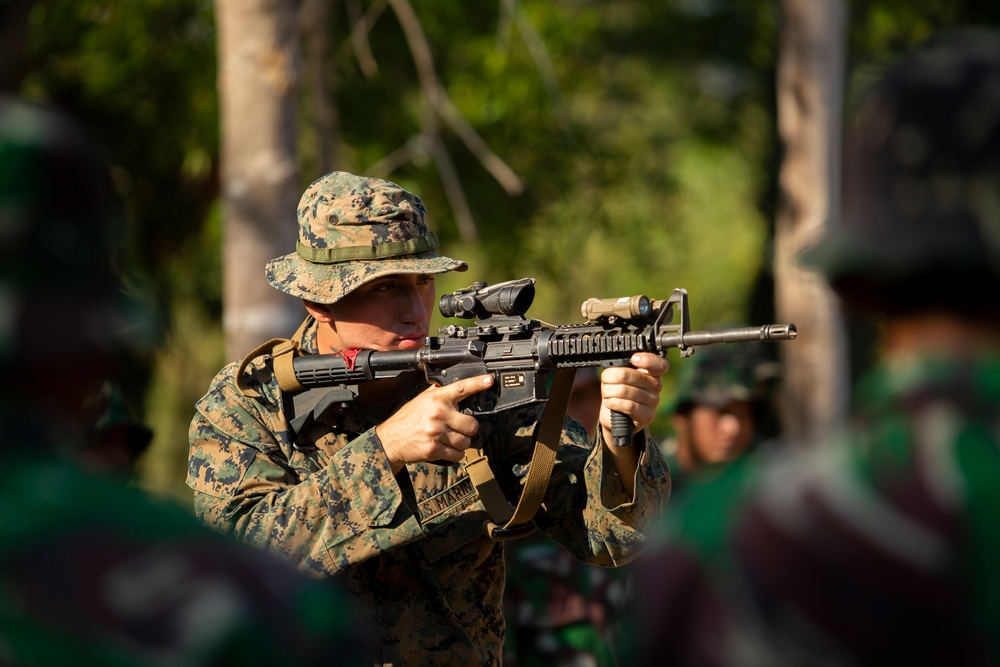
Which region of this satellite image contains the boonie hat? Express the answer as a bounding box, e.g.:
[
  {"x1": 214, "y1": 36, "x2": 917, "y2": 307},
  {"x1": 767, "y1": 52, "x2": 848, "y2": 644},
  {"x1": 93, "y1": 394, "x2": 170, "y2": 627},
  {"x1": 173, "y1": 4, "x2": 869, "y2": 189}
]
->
[{"x1": 266, "y1": 171, "x2": 468, "y2": 304}]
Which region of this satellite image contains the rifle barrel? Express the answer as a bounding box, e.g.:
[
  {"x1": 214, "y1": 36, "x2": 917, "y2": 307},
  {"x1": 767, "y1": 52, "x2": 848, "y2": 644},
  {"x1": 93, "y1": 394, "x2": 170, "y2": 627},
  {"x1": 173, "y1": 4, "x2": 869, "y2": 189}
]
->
[{"x1": 658, "y1": 323, "x2": 797, "y2": 349}]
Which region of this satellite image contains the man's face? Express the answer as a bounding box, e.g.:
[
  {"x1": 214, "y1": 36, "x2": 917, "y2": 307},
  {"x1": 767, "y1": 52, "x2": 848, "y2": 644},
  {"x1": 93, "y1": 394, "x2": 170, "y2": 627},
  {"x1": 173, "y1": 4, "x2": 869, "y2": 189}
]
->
[
  {"x1": 326, "y1": 273, "x2": 436, "y2": 351},
  {"x1": 673, "y1": 400, "x2": 756, "y2": 471}
]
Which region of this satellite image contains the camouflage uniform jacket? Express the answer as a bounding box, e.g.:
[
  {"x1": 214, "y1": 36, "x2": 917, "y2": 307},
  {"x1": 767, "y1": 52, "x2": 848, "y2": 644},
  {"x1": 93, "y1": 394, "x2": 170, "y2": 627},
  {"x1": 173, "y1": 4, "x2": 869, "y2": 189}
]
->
[
  {"x1": 187, "y1": 317, "x2": 670, "y2": 667},
  {"x1": 629, "y1": 352, "x2": 1000, "y2": 666},
  {"x1": 1, "y1": 438, "x2": 369, "y2": 666}
]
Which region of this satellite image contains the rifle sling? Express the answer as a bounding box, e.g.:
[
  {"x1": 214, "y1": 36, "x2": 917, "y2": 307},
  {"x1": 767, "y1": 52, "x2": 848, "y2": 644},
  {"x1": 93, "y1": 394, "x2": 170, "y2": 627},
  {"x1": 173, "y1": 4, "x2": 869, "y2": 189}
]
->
[
  {"x1": 236, "y1": 319, "x2": 311, "y2": 397},
  {"x1": 470, "y1": 367, "x2": 577, "y2": 541}
]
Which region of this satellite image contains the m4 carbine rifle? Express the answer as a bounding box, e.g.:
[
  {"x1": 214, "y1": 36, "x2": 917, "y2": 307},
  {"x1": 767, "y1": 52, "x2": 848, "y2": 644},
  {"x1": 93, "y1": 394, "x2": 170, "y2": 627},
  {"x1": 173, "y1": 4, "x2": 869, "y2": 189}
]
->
[
  {"x1": 258, "y1": 277, "x2": 796, "y2": 539},
  {"x1": 288, "y1": 277, "x2": 797, "y2": 446}
]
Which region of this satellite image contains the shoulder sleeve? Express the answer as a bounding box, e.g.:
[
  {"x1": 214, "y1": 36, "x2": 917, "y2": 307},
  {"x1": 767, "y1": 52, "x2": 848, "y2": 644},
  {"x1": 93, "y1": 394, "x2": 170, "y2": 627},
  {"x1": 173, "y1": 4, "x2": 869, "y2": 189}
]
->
[{"x1": 186, "y1": 360, "x2": 425, "y2": 578}]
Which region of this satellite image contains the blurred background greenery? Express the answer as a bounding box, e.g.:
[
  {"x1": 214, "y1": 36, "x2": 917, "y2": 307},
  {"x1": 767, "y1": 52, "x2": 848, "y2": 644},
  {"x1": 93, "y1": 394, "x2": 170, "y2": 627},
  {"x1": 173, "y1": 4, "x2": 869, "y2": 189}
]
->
[{"x1": 4, "y1": 0, "x2": 999, "y2": 504}]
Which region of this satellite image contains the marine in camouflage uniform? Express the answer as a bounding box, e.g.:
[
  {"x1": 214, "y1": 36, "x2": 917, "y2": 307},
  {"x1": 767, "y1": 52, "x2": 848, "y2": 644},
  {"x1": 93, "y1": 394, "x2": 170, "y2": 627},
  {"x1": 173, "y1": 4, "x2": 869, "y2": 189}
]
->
[
  {"x1": 0, "y1": 94, "x2": 370, "y2": 666},
  {"x1": 628, "y1": 30, "x2": 1000, "y2": 666},
  {"x1": 186, "y1": 172, "x2": 672, "y2": 666}
]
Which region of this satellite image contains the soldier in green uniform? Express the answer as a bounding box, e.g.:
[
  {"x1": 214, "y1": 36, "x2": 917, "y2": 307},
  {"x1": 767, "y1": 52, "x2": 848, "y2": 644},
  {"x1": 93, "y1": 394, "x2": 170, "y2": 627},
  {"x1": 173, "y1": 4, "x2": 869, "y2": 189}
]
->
[
  {"x1": 660, "y1": 338, "x2": 781, "y2": 496},
  {"x1": 0, "y1": 94, "x2": 369, "y2": 666},
  {"x1": 186, "y1": 171, "x2": 672, "y2": 666},
  {"x1": 630, "y1": 29, "x2": 1000, "y2": 666}
]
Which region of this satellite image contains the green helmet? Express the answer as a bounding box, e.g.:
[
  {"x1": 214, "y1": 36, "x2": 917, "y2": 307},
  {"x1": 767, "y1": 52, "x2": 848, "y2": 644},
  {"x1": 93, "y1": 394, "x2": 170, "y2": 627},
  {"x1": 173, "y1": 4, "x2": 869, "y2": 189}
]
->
[
  {"x1": 667, "y1": 337, "x2": 781, "y2": 415},
  {"x1": 801, "y1": 29, "x2": 1000, "y2": 317}
]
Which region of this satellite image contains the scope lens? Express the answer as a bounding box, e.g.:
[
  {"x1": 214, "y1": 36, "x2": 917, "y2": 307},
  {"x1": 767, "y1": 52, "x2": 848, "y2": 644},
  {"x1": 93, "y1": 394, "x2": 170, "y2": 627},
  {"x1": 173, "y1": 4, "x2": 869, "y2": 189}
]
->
[
  {"x1": 439, "y1": 279, "x2": 536, "y2": 318},
  {"x1": 439, "y1": 293, "x2": 476, "y2": 319}
]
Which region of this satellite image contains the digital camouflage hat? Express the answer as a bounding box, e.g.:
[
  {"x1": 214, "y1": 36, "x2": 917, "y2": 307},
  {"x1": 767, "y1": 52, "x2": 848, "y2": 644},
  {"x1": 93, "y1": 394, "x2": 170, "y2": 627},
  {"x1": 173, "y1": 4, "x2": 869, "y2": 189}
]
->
[
  {"x1": 266, "y1": 171, "x2": 468, "y2": 304},
  {"x1": 800, "y1": 30, "x2": 1000, "y2": 310},
  {"x1": 666, "y1": 338, "x2": 781, "y2": 415}
]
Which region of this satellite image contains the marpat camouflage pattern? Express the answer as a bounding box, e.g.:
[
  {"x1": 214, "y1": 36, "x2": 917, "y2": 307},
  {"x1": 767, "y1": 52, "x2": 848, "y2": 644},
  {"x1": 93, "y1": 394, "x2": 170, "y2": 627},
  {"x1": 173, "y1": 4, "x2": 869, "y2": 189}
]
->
[{"x1": 188, "y1": 316, "x2": 670, "y2": 666}]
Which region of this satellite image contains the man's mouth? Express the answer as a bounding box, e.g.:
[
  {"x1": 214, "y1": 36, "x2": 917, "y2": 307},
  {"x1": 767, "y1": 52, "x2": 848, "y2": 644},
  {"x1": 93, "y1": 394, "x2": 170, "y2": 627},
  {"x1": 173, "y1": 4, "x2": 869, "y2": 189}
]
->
[{"x1": 397, "y1": 333, "x2": 426, "y2": 348}]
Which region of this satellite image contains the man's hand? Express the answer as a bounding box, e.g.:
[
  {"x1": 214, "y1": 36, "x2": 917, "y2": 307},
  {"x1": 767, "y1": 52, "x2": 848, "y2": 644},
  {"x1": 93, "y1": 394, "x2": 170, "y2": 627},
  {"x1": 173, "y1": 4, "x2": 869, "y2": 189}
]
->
[
  {"x1": 599, "y1": 352, "x2": 669, "y2": 440},
  {"x1": 376, "y1": 375, "x2": 494, "y2": 475},
  {"x1": 598, "y1": 352, "x2": 669, "y2": 494}
]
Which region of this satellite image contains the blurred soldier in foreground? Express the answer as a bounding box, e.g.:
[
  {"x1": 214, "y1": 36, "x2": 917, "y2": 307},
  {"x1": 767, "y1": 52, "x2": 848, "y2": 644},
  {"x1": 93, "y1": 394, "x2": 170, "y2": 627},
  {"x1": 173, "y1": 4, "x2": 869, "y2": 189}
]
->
[
  {"x1": 629, "y1": 29, "x2": 1000, "y2": 666},
  {"x1": 0, "y1": 95, "x2": 369, "y2": 665}
]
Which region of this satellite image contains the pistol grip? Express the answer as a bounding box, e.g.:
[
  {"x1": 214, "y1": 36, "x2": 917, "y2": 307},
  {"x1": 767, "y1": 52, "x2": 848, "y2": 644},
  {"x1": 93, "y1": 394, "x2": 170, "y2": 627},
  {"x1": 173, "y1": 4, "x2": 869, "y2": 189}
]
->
[{"x1": 610, "y1": 410, "x2": 633, "y2": 446}]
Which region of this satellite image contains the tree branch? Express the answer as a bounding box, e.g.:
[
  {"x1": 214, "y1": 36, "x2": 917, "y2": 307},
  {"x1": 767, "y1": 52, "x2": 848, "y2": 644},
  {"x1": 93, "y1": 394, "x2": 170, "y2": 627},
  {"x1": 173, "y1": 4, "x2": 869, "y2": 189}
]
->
[
  {"x1": 345, "y1": 0, "x2": 381, "y2": 78},
  {"x1": 387, "y1": 0, "x2": 525, "y2": 196},
  {"x1": 503, "y1": 0, "x2": 569, "y2": 129},
  {"x1": 430, "y1": 137, "x2": 479, "y2": 243}
]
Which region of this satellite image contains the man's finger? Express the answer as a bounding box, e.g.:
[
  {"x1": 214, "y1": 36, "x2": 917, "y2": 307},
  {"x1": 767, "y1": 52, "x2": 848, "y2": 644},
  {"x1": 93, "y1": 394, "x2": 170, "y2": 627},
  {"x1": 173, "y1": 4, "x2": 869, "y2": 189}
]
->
[
  {"x1": 438, "y1": 374, "x2": 495, "y2": 404},
  {"x1": 629, "y1": 352, "x2": 670, "y2": 377}
]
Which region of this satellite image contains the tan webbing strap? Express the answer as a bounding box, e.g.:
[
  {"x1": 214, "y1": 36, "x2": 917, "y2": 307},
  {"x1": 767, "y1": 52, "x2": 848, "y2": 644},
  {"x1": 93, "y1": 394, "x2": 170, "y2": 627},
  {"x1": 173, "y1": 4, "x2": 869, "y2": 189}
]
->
[
  {"x1": 272, "y1": 340, "x2": 303, "y2": 392},
  {"x1": 236, "y1": 319, "x2": 312, "y2": 397},
  {"x1": 464, "y1": 447, "x2": 514, "y2": 524},
  {"x1": 470, "y1": 368, "x2": 577, "y2": 541},
  {"x1": 504, "y1": 367, "x2": 576, "y2": 526}
]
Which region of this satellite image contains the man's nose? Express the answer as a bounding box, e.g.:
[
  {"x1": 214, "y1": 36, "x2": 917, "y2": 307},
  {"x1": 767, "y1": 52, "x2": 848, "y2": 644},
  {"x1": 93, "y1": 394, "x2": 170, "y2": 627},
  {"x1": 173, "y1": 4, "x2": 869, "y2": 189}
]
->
[
  {"x1": 401, "y1": 287, "x2": 430, "y2": 322},
  {"x1": 718, "y1": 413, "x2": 742, "y2": 438}
]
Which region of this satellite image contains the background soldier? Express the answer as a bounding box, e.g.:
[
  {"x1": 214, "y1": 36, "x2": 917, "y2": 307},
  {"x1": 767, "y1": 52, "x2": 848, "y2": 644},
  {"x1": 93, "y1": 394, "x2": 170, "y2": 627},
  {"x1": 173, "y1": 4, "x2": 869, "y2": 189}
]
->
[
  {"x1": 660, "y1": 337, "x2": 782, "y2": 496},
  {"x1": 78, "y1": 380, "x2": 155, "y2": 480}
]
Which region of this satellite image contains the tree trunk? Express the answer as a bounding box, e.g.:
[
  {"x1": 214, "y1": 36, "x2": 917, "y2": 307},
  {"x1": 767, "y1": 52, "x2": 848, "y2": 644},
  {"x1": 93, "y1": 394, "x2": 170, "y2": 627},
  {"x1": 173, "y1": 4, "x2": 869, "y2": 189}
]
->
[
  {"x1": 0, "y1": 0, "x2": 34, "y2": 92},
  {"x1": 773, "y1": 0, "x2": 849, "y2": 445},
  {"x1": 216, "y1": 0, "x2": 304, "y2": 360}
]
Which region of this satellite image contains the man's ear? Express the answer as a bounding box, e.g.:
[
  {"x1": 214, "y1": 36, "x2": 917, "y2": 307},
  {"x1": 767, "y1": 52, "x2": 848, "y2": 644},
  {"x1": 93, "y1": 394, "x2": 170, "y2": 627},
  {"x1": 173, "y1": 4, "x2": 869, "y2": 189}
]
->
[
  {"x1": 671, "y1": 414, "x2": 688, "y2": 440},
  {"x1": 303, "y1": 300, "x2": 333, "y2": 323}
]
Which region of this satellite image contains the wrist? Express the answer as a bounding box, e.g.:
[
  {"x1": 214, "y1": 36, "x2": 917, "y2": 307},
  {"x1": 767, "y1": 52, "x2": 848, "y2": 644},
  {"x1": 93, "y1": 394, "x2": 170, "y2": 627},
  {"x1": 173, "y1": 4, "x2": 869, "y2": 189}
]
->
[{"x1": 373, "y1": 425, "x2": 405, "y2": 475}]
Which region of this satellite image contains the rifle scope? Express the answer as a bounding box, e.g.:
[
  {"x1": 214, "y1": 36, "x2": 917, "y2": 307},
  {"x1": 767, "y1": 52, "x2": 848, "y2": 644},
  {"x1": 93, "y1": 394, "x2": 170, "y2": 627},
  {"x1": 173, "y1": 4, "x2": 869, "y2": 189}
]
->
[{"x1": 439, "y1": 278, "x2": 536, "y2": 319}]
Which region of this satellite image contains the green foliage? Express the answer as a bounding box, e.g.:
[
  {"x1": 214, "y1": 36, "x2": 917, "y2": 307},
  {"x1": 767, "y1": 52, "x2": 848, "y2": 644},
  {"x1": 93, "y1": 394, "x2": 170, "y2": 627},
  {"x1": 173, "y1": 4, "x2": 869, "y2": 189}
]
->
[
  {"x1": 846, "y1": 0, "x2": 1000, "y2": 102},
  {"x1": 14, "y1": 0, "x2": 1000, "y2": 499},
  {"x1": 20, "y1": 0, "x2": 219, "y2": 314},
  {"x1": 318, "y1": 1, "x2": 781, "y2": 329}
]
